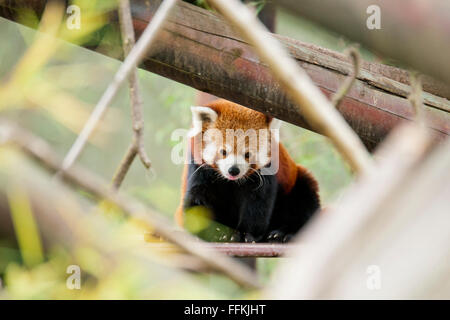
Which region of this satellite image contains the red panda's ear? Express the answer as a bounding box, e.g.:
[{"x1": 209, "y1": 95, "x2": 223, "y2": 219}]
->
[{"x1": 189, "y1": 106, "x2": 218, "y2": 137}]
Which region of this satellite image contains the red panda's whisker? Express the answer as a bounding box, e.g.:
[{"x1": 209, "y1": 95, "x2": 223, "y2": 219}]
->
[
  {"x1": 249, "y1": 167, "x2": 264, "y2": 191},
  {"x1": 212, "y1": 170, "x2": 226, "y2": 183},
  {"x1": 188, "y1": 163, "x2": 208, "y2": 182}
]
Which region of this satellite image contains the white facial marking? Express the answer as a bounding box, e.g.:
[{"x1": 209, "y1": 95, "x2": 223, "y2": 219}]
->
[{"x1": 217, "y1": 154, "x2": 249, "y2": 181}]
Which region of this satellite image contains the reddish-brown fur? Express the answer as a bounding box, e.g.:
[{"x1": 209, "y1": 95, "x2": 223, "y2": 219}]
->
[{"x1": 175, "y1": 99, "x2": 318, "y2": 227}]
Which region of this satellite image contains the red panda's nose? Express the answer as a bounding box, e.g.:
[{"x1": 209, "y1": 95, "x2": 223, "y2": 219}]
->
[{"x1": 228, "y1": 166, "x2": 240, "y2": 177}]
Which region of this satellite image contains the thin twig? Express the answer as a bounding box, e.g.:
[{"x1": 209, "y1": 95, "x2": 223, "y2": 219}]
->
[
  {"x1": 331, "y1": 46, "x2": 361, "y2": 108},
  {"x1": 0, "y1": 120, "x2": 261, "y2": 289},
  {"x1": 59, "y1": 0, "x2": 177, "y2": 173},
  {"x1": 111, "y1": 142, "x2": 138, "y2": 189},
  {"x1": 111, "y1": 0, "x2": 152, "y2": 190},
  {"x1": 208, "y1": 0, "x2": 373, "y2": 175}
]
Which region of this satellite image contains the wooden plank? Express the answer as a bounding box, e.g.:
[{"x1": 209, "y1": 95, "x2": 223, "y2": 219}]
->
[{"x1": 145, "y1": 242, "x2": 293, "y2": 257}]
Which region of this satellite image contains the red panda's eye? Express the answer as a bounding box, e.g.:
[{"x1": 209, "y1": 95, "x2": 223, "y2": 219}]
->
[
  {"x1": 245, "y1": 152, "x2": 251, "y2": 159},
  {"x1": 220, "y1": 149, "x2": 227, "y2": 156}
]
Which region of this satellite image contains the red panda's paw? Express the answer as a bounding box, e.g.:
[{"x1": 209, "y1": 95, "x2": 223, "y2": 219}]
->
[
  {"x1": 217, "y1": 230, "x2": 264, "y2": 243},
  {"x1": 218, "y1": 230, "x2": 241, "y2": 242},
  {"x1": 228, "y1": 231, "x2": 261, "y2": 243},
  {"x1": 229, "y1": 231, "x2": 241, "y2": 242},
  {"x1": 282, "y1": 233, "x2": 294, "y2": 243},
  {"x1": 243, "y1": 233, "x2": 257, "y2": 243},
  {"x1": 266, "y1": 230, "x2": 294, "y2": 243}
]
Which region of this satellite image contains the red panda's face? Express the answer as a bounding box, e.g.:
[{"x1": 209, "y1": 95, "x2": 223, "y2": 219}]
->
[{"x1": 189, "y1": 102, "x2": 281, "y2": 181}]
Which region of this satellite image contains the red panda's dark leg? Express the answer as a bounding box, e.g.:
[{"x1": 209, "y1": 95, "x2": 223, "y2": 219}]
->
[
  {"x1": 236, "y1": 174, "x2": 278, "y2": 242},
  {"x1": 267, "y1": 166, "x2": 320, "y2": 242}
]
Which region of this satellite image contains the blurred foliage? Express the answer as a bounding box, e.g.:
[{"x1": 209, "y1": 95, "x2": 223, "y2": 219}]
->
[
  {"x1": 0, "y1": 2, "x2": 356, "y2": 299},
  {"x1": 0, "y1": 150, "x2": 249, "y2": 299},
  {"x1": 185, "y1": 206, "x2": 237, "y2": 242},
  {"x1": 7, "y1": 185, "x2": 44, "y2": 268}
]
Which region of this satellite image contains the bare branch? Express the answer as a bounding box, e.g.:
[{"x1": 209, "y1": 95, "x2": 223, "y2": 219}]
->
[
  {"x1": 111, "y1": 142, "x2": 138, "y2": 189},
  {"x1": 60, "y1": 0, "x2": 177, "y2": 172},
  {"x1": 208, "y1": 0, "x2": 373, "y2": 175},
  {"x1": 118, "y1": 0, "x2": 151, "y2": 169},
  {"x1": 111, "y1": 0, "x2": 152, "y2": 190},
  {"x1": 331, "y1": 46, "x2": 361, "y2": 108},
  {"x1": 0, "y1": 121, "x2": 261, "y2": 289}
]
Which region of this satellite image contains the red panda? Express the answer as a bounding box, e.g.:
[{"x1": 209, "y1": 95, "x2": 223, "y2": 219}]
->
[{"x1": 175, "y1": 99, "x2": 320, "y2": 243}]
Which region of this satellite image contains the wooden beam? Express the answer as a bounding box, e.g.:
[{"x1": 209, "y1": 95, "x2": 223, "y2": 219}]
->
[
  {"x1": 0, "y1": 0, "x2": 449, "y2": 150},
  {"x1": 275, "y1": 0, "x2": 450, "y2": 85}
]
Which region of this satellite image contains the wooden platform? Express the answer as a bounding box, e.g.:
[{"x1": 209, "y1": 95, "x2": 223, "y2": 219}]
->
[{"x1": 146, "y1": 242, "x2": 293, "y2": 257}]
